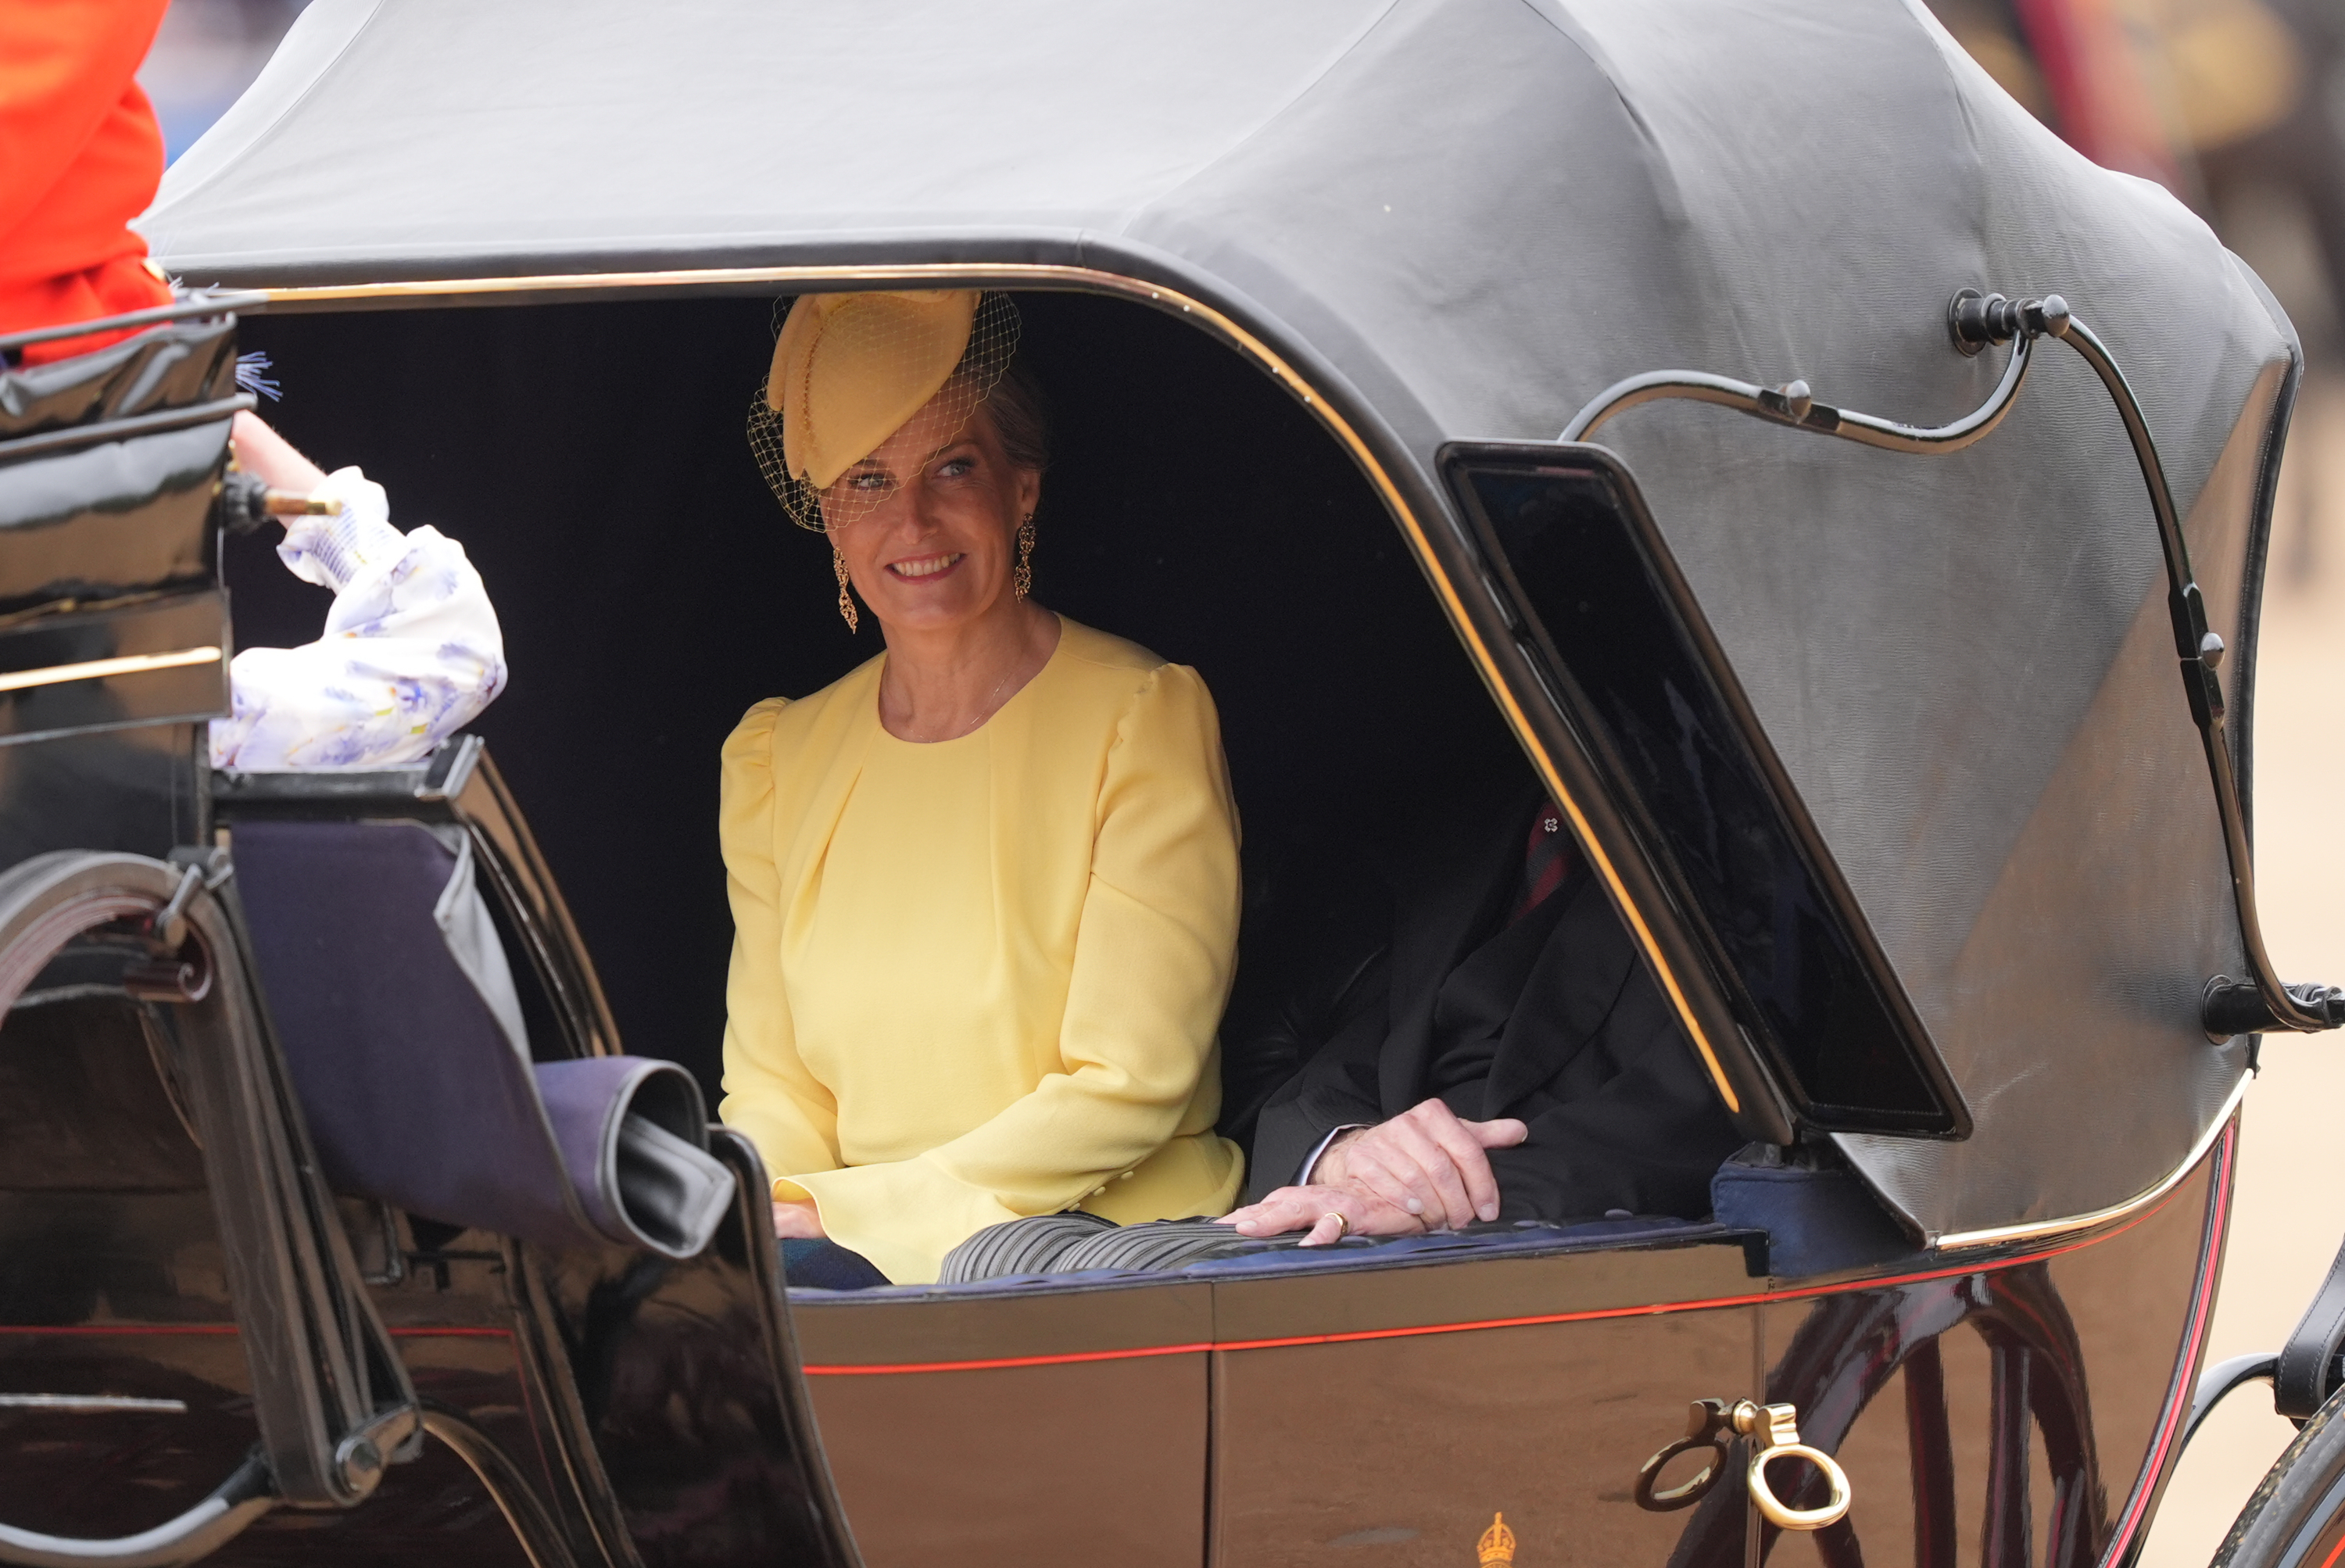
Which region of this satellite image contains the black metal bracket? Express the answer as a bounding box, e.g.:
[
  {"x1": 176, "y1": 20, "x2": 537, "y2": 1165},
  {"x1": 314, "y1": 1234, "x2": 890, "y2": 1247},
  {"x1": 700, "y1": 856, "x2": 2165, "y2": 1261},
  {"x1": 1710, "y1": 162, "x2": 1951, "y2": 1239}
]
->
[
  {"x1": 2206, "y1": 976, "x2": 2345, "y2": 1040},
  {"x1": 2277, "y1": 1230, "x2": 2345, "y2": 1419},
  {"x1": 2182, "y1": 1225, "x2": 2345, "y2": 1441},
  {"x1": 1560, "y1": 288, "x2": 2340, "y2": 1039},
  {"x1": 2182, "y1": 1352, "x2": 2282, "y2": 1449}
]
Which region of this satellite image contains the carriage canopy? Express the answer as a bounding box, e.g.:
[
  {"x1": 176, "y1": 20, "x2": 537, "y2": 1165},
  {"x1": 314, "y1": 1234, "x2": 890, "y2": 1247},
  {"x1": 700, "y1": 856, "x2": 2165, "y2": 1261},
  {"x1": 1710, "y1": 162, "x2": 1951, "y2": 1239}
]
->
[{"x1": 139, "y1": 0, "x2": 2294, "y2": 1244}]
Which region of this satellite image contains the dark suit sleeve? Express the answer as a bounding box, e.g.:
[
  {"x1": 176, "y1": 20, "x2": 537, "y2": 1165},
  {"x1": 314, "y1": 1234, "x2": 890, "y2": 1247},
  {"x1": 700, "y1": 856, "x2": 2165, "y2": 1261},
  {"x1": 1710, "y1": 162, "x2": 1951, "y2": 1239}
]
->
[
  {"x1": 1241, "y1": 959, "x2": 1390, "y2": 1203},
  {"x1": 1485, "y1": 962, "x2": 1745, "y2": 1223}
]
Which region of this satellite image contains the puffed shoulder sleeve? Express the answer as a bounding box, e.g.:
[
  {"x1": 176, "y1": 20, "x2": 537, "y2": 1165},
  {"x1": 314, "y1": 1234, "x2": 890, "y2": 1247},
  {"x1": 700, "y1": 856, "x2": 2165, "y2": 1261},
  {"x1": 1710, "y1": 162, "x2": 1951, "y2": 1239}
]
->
[
  {"x1": 716, "y1": 698, "x2": 843, "y2": 1189},
  {"x1": 1065, "y1": 662, "x2": 1243, "y2": 1083}
]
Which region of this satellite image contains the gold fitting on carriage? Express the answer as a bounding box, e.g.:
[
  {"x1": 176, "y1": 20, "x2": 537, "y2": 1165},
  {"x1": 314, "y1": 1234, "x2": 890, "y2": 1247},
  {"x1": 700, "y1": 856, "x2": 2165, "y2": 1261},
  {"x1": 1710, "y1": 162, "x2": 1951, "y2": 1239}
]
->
[{"x1": 1633, "y1": 1398, "x2": 1852, "y2": 1532}]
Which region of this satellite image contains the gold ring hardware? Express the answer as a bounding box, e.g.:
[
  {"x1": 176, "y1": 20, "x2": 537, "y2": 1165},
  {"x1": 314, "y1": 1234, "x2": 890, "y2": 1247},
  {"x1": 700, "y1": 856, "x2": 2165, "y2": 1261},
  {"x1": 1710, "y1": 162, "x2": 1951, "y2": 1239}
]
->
[
  {"x1": 1634, "y1": 1399, "x2": 1733, "y2": 1511},
  {"x1": 1634, "y1": 1400, "x2": 1851, "y2": 1528},
  {"x1": 1732, "y1": 1401, "x2": 1852, "y2": 1531}
]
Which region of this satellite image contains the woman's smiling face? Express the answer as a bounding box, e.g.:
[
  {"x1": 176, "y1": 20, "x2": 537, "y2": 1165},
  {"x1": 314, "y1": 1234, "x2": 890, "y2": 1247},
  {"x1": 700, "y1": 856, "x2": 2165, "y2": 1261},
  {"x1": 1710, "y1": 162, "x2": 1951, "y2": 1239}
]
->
[{"x1": 824, "y1": 389, "x2": 1042, "y2": 635}]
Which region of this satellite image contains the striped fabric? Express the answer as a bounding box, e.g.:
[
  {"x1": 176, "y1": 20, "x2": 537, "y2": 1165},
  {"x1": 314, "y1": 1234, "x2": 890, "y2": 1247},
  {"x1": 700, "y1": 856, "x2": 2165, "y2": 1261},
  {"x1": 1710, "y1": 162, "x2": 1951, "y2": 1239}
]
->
[{"x1": 941, "y1": 1213, "x2": 1269, "y2": 1283}]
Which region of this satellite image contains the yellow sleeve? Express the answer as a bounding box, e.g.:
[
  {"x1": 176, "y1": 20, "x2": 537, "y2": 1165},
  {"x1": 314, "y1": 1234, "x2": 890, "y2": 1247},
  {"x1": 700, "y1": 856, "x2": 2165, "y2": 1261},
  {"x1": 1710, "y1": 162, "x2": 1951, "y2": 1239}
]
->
[
  {"x1": 714, "y1": 698, "x2": 844, "y2": 1190},
  {"x1": 789, "y1": 664, "x2": 1242, "y2": 1282}
]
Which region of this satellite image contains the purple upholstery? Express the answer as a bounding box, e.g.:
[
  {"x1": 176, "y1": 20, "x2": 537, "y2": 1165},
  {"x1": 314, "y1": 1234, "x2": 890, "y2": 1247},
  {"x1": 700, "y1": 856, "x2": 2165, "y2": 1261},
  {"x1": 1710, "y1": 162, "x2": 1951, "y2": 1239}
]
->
[{"x1": 231, "y1": 818, "x2": 728, "y2": 1255}]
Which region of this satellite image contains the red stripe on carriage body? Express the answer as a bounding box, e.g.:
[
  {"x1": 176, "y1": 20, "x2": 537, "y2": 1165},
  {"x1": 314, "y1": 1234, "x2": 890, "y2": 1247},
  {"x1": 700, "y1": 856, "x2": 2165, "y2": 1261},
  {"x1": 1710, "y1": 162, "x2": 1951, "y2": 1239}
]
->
[
  {"x1": 2096, "y1": 1119, "x2": 2238, "y2": 1567},
  {"x1": 801, "y1": 1172, "x2": 2200, "y2": 1375},
  {"x1": 0, "y1": 1140, "x2": 2231, "y2": 1440}
]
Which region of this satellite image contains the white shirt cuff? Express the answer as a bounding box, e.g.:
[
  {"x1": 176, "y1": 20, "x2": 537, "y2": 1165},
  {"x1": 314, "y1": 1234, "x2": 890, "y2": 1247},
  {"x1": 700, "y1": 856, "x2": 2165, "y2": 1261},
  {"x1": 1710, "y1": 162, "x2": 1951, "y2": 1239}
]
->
[{"x1": 1297, "y1": 1124, "x2": 1369, "y2": 1186}]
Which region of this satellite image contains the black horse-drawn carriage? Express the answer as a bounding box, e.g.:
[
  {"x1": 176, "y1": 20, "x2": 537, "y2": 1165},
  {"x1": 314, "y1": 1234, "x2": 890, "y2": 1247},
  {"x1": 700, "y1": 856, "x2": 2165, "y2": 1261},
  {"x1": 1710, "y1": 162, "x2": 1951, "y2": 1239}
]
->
[{"x1": 5, "y1": 2, "x2": 2345, "y2": 1564}]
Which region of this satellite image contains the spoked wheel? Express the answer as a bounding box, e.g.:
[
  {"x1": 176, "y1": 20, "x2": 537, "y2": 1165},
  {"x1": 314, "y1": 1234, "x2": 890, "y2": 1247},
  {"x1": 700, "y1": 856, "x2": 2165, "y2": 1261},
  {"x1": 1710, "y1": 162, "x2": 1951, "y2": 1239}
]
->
[{"x1": 2214, "y1": 1386, "x2": 2345, "y2": 1568}]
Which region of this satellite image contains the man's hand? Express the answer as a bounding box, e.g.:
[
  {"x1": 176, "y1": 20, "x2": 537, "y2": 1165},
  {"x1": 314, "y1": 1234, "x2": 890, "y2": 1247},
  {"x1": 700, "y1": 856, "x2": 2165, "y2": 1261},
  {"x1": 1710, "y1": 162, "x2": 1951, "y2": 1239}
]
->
[
  {"x1": 1216, "y1": 1101, "x2": 1530, "y2": 1246},
  {"x1": 1313, "y1": 1098, "x2": 1526, "y2": 1228},
  {"x1": 771, "y1": 1199, "x2": 825, "y2": 1240},
  {"x1": 1217, "y1": 1183, "x2": 1425, "y2": 1246}
]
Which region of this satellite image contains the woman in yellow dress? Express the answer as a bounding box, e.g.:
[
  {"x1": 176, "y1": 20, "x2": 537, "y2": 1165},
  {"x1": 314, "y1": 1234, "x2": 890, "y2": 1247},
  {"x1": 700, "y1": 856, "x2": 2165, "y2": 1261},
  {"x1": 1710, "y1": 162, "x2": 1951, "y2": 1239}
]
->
[{"x1": 721, "y1": 291, "x2": 1245, "y2": 1287}]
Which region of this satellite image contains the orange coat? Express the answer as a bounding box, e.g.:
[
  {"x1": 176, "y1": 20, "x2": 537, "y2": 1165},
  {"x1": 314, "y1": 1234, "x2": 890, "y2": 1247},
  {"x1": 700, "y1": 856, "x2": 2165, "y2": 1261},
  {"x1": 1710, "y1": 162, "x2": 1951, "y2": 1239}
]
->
[{"x1": 0, "y1": 0, "x2": 174, "y2": 363}]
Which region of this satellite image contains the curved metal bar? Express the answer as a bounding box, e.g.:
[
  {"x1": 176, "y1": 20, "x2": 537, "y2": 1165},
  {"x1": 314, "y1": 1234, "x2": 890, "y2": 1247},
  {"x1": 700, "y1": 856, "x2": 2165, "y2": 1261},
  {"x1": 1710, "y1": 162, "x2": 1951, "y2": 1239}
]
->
[
  {"x1": 1559, "y1": 331, "x2": 2035, "y2": 452},
  {"x1": 1937, "y1": 1071, "x2": 2248, "y2": 1250},
  {"x1": 2050, "y1": 318, "x2": 2330, "y2": 1033},
  {"x1": 1557, "y1": 293, "x2": 2337, "y2": 1036},
  {"x1": 2183, "y1": 1352, "x2": 2280, "y2": 1451},
  {"x1": 0, "y1": 292, "x2": 267, "y2": 356},
  {"x1": 0, "y1": 394, "x2": 254, "y2": 464},
  {"x1": 0, "y1": 1448, "x2": 273, "y2": 1568},
  {"x1": 419, "y1": 1405, "x2": 582, "y2": 1568}
]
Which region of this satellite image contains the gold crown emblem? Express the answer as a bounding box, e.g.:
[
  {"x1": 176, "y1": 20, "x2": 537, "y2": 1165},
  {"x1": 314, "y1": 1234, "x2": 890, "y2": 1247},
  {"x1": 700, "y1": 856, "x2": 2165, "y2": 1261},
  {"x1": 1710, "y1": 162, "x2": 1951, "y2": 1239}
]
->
[{"x1": 1478, "y1": 1512, "x2": 1516, "y2": 1565}]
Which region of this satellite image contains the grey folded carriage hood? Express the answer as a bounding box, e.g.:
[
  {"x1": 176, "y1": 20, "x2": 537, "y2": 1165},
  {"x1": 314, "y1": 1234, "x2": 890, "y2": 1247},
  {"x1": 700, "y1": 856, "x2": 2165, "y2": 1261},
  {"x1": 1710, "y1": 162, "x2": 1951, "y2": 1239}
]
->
[{"x1": 141, "y1": 0, "x2": 2293, "y2": 1244}]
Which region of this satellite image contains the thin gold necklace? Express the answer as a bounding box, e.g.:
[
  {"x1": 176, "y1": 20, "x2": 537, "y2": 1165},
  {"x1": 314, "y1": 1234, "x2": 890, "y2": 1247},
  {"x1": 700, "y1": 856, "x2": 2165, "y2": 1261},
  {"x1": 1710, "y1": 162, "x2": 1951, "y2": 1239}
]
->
[
  {"x1": 889, "y1": 610, "x2": 1050, "y2": 741},
  {"x1": 956, "y1": 663, "x2": 1019, "y2": 736},
  {"x1": 886, "y1": 658, "x2": 1020, "y2": 741}
]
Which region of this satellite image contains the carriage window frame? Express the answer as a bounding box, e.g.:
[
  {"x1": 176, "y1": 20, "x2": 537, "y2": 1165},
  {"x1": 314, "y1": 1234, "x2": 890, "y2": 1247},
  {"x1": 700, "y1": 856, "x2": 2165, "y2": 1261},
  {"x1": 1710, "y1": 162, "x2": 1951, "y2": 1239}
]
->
[{"x1": 1438, "y1": 441, "x2": 1970, "y2": 1140}]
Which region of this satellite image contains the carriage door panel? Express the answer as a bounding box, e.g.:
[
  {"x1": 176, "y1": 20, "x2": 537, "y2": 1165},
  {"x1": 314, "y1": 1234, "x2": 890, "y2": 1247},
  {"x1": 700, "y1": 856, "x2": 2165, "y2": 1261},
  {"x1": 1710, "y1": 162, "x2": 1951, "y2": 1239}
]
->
[
  {"x1": 1205, "y1": 1239, "x2": 1761, "y2": 1566},
  {"x1": 793, "y1": 1282, "x2": 1213, "y2": 1568}
]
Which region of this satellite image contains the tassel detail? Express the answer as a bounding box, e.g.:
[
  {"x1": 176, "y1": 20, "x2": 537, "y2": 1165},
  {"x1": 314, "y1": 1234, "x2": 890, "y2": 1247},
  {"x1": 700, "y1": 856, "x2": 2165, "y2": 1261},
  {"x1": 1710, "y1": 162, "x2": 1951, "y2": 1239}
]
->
[{"x1": 235, "y1": 351, "x2": 281, "y2": 401}]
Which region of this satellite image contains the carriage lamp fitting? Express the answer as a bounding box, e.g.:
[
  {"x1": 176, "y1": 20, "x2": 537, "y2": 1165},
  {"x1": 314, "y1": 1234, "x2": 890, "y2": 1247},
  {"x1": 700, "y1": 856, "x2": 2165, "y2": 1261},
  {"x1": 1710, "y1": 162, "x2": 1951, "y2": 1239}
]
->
[
  {"x1": 1948, "y1": 288, "x2": 2071, "y2": 353},
  {"x1": 2206, "y1": 978, "x2": 2345, "y2": 1040}
]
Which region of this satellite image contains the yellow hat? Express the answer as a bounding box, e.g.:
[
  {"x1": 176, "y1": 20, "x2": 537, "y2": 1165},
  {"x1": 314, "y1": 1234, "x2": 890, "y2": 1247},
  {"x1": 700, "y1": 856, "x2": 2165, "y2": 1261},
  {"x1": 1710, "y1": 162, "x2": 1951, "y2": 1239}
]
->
[{"x1": 766, "y1": 290, "x2": 980, "y2": 491}]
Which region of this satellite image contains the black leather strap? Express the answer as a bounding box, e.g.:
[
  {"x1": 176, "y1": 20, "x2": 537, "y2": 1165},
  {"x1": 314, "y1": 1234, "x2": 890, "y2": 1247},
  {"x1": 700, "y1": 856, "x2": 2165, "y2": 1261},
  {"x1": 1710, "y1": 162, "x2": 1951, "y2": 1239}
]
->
[{"x1": 2275, "y1": 1232, "x2": 2345, "y2": 1418}]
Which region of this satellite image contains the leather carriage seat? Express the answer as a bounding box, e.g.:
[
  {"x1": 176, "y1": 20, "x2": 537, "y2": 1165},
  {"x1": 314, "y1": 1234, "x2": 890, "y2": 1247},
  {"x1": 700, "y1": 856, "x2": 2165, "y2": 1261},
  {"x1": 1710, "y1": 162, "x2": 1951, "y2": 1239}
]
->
[{"x1": 231, "y1": 816, "x2": 736, "y2": 1258}]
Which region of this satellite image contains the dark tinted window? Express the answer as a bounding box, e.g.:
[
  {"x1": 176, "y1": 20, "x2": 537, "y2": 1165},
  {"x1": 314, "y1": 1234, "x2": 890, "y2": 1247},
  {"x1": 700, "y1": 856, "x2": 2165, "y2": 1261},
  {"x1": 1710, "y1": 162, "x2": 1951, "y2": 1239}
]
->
[{"x1": 1451, "y1": 455, "x2": 1957, "y2": 1133}]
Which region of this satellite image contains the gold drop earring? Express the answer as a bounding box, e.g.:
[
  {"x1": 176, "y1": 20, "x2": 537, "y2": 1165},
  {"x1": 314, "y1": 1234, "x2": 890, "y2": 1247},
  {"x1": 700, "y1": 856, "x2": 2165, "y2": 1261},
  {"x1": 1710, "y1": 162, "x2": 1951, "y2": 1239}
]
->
[
  {"x1": 1014, "y1": 513, "x2": 1036, "y2": 601},
  {"x1": 831, "y1": 538, "x2": 859, "y2": 632}
]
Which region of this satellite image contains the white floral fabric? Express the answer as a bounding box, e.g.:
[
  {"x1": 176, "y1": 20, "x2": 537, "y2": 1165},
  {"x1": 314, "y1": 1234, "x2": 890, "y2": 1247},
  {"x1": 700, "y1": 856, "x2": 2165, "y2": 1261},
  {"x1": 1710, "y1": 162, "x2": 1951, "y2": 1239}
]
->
[{"x1": 208, "y1": 466, "x2": 507, "y2": 771}]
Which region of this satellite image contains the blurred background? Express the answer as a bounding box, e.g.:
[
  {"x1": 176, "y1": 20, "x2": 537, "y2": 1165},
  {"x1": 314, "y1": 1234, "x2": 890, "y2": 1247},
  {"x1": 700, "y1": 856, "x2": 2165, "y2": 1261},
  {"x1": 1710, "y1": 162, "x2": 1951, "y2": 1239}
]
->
[
  {"x1": 138, "y1": 0, "x2": 309, "y2": 164},
  {"x1": 137, "y1": 2, "x2": 2345, "y2": 1562}
]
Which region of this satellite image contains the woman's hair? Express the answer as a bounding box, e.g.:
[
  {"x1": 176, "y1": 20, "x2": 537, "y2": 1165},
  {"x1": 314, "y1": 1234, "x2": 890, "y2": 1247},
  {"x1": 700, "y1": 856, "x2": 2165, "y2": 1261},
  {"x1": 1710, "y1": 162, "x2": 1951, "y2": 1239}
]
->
[{"x1": 976, "y1": 356, "x2": 1052, "y2": 474}]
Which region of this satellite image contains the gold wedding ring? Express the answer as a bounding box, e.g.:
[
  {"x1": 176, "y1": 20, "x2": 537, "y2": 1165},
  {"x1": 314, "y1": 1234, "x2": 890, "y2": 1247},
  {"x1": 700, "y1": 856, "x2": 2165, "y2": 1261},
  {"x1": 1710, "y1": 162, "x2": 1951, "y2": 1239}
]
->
[{"x1": 1322, "y1": 1212, "x2": 1349, "y2": 1240}]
